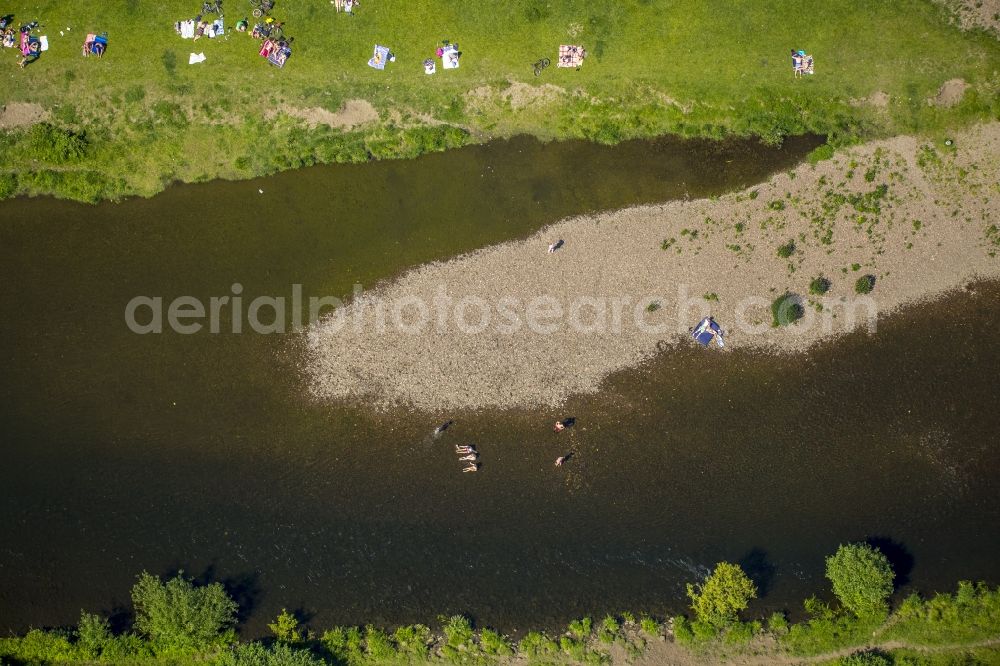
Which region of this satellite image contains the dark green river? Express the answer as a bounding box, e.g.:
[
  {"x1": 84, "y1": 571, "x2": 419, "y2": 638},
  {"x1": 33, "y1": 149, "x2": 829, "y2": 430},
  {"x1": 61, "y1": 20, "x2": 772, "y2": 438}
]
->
[{"x1": 1, "y1": 134, "x2": 998, "y2": 636}]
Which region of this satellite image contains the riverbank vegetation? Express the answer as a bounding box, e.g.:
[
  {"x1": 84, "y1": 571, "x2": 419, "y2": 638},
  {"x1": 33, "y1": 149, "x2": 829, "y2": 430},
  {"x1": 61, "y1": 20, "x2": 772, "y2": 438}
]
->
[
  {"x1": 1, "y1": 0, "x2": 999, "y2": 202},
  {"x1": 3, "y1": 543, "x2": 999, "y2": 665}
]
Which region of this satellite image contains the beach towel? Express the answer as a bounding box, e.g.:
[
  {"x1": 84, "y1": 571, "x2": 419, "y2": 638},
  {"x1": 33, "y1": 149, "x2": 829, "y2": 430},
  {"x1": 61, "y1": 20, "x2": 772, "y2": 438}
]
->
[
  {"x1": 208, "y1": 18, "x2": 223, "y2": 38},
  {"x1": 268, "y1": 45, "x2": 290, "y2": 68},
  {"x1": 39, "y1": 35, "x2": 48, "y2": 51},
  {"x1": 180, "y1": 19, "x2": 196, "y2": 39},
  {"x1": 424, "y1": 58, "x2": 436, "y2": 74},
  {"x1": 441, "y1": 45, "x2": 459, "y2": 69},
  {"x1": 189, "y1": 52, "x2": 206, "y2": 64},
  {"x1": 557, "y1": 44, "x2": 586, "y2": 68},
  {"x1": 89, "y1": 33, "x2": 107, "y2": 55},
  {"x1": 368, "y1": 44, "x2": 389, "y2": 70}
]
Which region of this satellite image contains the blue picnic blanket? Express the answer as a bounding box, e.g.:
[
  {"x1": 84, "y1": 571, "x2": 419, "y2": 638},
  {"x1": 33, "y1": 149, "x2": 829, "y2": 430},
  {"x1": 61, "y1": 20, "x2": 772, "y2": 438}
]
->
[
  {"x1": 368, "y1": 44, "x2": 389, "y2": 70},
  {"x1": 268, "y1": 45, "x2": 291, "y2": 68}
]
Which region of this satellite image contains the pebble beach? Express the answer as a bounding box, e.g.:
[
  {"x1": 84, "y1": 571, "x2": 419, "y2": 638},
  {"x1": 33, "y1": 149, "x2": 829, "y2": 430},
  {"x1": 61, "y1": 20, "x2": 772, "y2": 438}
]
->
[{"x1": 305, "y1": 123, "x2": 1000, "y2": 411}]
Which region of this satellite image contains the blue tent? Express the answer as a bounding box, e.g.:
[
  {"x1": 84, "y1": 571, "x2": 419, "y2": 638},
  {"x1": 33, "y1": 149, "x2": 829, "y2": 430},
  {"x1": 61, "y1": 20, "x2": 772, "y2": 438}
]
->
[{"x1": 692, "y1": 317, "x2": 724, "y2": 348}]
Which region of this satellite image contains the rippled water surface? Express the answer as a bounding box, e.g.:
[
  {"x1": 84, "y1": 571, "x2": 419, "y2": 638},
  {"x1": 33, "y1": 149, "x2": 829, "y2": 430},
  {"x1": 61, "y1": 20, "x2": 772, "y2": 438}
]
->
[{"x1": 2, "y1": 134, "x2": 998, "y2": 635}]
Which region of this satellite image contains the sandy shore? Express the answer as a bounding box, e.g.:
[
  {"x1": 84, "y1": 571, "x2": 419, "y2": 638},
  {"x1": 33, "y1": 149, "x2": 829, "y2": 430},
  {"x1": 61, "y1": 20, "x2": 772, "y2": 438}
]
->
[{"x1": 305, "y1": 123, "x2": 1000, "y2": 411}]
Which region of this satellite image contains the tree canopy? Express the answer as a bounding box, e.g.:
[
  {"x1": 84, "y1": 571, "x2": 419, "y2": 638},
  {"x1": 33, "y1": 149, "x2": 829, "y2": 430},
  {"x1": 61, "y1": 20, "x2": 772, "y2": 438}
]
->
[
  {"x1": 825, "y1": 543, "x2": 895, "y2": 620},
  {"x1": 130, "y1": 571, "x2": 238, "y2": 654},
  {"x1": 686, "y1": 562, "x2": 758, "y2": 627}
]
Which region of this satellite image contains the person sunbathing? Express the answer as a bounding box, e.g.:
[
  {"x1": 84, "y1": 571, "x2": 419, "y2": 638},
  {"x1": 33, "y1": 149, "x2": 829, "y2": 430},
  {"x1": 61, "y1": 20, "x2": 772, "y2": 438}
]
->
[
  {"x1": 18, "y1": 51, "x2": 38, "y2": 68},
  {"x1": 458, "y1": 454, "x2": 478, "y2": 461},
  {"x1": 455, "y1": 445, "x2": 476, "y2": 453},
  {"x1": 462, "y1": 463, "x2": 479, "y2": 473}
]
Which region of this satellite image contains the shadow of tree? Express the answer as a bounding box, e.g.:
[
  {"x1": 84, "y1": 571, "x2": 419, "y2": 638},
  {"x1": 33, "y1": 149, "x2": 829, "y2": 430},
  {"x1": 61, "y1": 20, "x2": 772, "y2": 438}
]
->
[
  {"x1": 866, "y1": 536, "x2": 914, "y2": 588},
  {"x1": 738, "y1": 547, "x2": 776, "y2": 598}
]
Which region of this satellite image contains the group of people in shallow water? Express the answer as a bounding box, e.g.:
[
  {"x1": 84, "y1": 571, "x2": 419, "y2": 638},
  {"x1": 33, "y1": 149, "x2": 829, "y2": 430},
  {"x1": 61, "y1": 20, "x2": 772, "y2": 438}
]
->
[
  {"x1": 455, "y1": 444, "x2": 479, "y2": 473},
  {"x1": 436, "y1": 417, "x2": 575, "y2": 472}
]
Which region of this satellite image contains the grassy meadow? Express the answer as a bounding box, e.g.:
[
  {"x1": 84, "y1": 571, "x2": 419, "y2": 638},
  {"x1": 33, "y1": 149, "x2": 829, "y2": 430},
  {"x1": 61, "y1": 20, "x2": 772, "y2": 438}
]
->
[{"x1": 1, "y1": 0, "x2": 999, "y2": 201}]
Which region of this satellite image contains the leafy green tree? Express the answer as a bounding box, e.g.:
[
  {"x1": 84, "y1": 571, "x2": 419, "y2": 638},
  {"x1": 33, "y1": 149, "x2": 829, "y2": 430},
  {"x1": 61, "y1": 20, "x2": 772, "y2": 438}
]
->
[
  {"x1": 268, "y1": 609, "x2": 302, "y2": 643},
  {"x1": 686, "y1": 562, "x2": 758, "y2": 627},
  {"x1": 130, "y1": 571, "x2": 238, "y2": 654},
  {"x1": 825, "y1": 543, "x2": 894, "y2": 620},
  {"x1": 76, "y1": 611, "x2": 111, "y2": 658}
]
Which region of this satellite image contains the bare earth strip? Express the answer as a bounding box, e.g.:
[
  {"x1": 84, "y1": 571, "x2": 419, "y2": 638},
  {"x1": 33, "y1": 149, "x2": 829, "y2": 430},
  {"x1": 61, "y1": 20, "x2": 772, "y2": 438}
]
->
[
  {"x1": 305, "y1": 123, "x2": 1000, "y2": 411},
  {"x1": 934, "y1": 0, "x2": 1000, "y2": 35}
]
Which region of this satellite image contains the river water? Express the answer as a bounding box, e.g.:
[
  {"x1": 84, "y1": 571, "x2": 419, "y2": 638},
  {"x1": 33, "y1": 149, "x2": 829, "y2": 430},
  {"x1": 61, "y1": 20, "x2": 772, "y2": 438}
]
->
[{"x1": 1, "y1": 134, "x2": 998, "y2": 636}]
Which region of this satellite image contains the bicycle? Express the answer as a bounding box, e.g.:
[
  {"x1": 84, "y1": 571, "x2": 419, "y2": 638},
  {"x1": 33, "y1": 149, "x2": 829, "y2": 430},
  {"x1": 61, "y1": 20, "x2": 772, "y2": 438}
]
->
[
  {"x1": 249, "y1": 0, "x2": 274, "y2": 18},
  {"x1": 202, "y1": 0, "x2": 223, "y2": 15},
  {"x1": 253, "y1": 16, "x2": 283, "y2": 39},
  {"x1": 532, "y1": 57, "x2": 550, "y2": 76}
]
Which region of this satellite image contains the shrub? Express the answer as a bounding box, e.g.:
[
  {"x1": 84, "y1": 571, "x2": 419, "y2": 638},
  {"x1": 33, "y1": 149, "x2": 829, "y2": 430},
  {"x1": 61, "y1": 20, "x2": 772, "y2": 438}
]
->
[
  {"x1": 768, "y1": 611, "x2": 789, "y2": 635},
  {"x1": 77, "y1": 611, "x2": 112, "y2": 658},
  {"x1": 777, "y1": 241, "x2": 796, "y2": 258},
  {"x1": 691, "y1": 620, "x2": 719, "y2": 641},
  {"x1": 440, "y1": 614, "x2": 474, "y2": 648},
  {"x1": 838, "y1": 649, "x2": 892, "y2": 666},
  {"x1": 855, "y1": 275, "x2": 876, "y2": 294},
  {"x1": 686, "y1": 562, "x2": 758, "y2": 628},
  {"x1": 519, "y1": 631, "x2": 559, "y2": 657},
  {"x1": 0, "y1": 172, "x2": 18, "y2": 200},
  {"x1": 25, "y1": 123, "x2": 88, "y2": 163},
  {"x1": 568, "y1": 617, "x2": 593, "y2": 640},
  {"x1": 598, "y1": 615, "x2": 620, "y2": 643},
  {"x1": 130, "y1": 571, "x2": 238, "y2": 654},
  {"x1": 393, "y1": 624, "x2": 431, "y2": 658},
  {"x1": 672, "y1": 616, "x2": 694, "y2": 644},
  {"x1": 826, "y1": 543, "x2": 894, "y2": 620},
  {"x1": 722, "y1": 620, "x2": 759, "y2": 645},
  {"x1": 268, "y1": 609, "x2": 302, "y2": 643},
  {"x1": 771, "y1": 292, "x2": 804, "y2": 327},
  {"x1": 363, "y1": 625, "x2": 395, "y2": 660},
  {"x1": 479, "y1": 628, "x2": 513, "y2": 656},
  {"x1": 782, "y1": 600, "x2": 875, "y2": 656},
  {"x1": 218, "y1": 642, "x2": 324, "y2": 666},
  {"x1": 809, "y1": 276, "x2": 831, "y2": 295},
  {"x1": 883, "y1": 581, "x2": 1000, "y2": 646},
  {"x1": 768, "y1": 199, "x2": 786, "y2": 211},
  {"x1": 1, "y1": 629, "x2": 77, "y2": 663},
  {"x1": 320, "y1": 627, "x2": 363, "y2": 665},
  {"x1": 640, "y1": 614, "x2": 660, "y2": 636}
]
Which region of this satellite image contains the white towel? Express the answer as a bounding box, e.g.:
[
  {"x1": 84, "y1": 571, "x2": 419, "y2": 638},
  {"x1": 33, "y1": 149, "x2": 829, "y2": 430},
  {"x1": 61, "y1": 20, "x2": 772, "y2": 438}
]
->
[
  {"x1": 188, "y1": 52, "x2": 206, "y2": 64},
  {"x1": 180, "y1": 19, "x2": 196, "y2": 39},
  {"x1": 39, "y1": 35, "x2": 49, "y2": 51}
]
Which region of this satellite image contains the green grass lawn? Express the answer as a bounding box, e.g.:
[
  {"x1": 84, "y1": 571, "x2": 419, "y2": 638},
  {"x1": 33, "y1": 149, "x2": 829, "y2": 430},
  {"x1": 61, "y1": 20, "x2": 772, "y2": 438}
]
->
[{"x1": 1, "y1": 0, "x2": 999, "y2": 201}]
